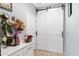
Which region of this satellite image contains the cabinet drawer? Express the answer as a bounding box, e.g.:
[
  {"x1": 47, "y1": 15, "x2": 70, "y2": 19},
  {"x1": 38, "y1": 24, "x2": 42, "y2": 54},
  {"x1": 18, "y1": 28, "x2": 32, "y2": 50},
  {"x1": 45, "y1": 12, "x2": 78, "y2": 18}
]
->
[{"x1": 9, "y1": 49, "x2": 23, "y2": 56}]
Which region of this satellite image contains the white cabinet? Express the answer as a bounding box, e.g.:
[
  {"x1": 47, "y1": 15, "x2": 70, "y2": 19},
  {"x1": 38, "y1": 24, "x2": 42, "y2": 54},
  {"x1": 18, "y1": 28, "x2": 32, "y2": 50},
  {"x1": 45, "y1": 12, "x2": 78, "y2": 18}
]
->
[
  {"x1": 9, "y1": 44, "x2": 34, "y2": 56},
  {"x1": 1, "y1": 42, "x2": 34, "y2": 56}
]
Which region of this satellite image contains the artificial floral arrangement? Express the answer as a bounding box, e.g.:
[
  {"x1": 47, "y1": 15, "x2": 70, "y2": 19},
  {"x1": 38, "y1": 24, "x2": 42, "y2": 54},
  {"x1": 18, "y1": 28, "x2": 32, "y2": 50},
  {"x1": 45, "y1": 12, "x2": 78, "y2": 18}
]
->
[
  {"x1": 0, "y1": 13, "x2": 25, "y2": 48},
  {"x1": 12, "y1": 18, "x2": 25, "y2": 46}
]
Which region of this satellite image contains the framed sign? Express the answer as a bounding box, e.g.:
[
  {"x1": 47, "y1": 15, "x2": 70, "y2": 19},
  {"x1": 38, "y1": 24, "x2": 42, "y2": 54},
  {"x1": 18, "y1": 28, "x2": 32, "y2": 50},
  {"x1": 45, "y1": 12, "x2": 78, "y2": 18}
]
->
[
  {"x1": 68, "y1": 3, "x2": 72, "y2": 17},
  {"x1": 0, "y1": 3, "x2": 12, "y2": 11}
]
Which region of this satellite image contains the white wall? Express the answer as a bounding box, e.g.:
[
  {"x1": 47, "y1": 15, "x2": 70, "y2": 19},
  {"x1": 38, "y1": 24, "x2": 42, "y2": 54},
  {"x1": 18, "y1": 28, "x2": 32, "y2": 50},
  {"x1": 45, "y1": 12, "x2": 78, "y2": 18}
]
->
[
  {"x1": 0, "y1": 3, "x2": 36, "y2": 45},
  {"x1": 64, "y1": 3, "x2": 79, "y2": 56}
]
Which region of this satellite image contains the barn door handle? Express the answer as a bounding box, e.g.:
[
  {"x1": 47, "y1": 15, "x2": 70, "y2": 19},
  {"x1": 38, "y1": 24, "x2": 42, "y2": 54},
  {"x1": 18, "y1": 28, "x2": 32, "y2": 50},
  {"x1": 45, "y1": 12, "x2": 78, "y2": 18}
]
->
[
  {"x1": 62, "y1": 31, "x2": 63, "y2": 38},
  {"x1": 36, "y1": 30, "x2": 38, "y2": 36}
]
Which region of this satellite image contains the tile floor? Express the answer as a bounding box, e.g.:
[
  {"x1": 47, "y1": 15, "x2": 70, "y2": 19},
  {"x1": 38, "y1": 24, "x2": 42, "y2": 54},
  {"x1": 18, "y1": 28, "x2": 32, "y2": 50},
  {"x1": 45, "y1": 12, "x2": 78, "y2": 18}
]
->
[{"x1": 34, "y1": 49, "x2": 63, "y2": 56}]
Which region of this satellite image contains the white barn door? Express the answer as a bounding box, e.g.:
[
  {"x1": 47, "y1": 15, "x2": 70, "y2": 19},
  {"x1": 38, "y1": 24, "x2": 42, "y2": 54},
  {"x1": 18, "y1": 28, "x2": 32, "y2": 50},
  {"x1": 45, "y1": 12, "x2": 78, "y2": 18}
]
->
[{"x1": 36, "y1": 7, "x2": 63, "y2": 53}]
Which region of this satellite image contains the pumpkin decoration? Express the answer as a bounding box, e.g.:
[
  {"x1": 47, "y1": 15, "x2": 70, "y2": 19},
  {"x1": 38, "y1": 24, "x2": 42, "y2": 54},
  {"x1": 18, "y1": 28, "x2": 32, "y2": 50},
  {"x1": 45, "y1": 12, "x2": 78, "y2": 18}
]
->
[{"x1": 24, "y1": 35, "x2": 33, "y2": 43}]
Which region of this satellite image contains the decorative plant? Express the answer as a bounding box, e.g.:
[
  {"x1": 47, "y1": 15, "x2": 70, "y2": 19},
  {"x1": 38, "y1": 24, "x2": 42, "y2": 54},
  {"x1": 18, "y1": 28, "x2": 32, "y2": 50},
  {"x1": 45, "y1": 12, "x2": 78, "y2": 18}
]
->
[{"x1": 0, "y1": 13, "x2": 10, "y2": 48}]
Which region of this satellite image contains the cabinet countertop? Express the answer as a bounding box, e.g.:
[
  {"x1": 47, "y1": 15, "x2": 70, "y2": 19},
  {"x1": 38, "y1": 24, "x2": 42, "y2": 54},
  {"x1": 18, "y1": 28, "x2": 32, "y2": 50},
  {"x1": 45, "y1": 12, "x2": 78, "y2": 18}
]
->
[{"x1": 1, "y1": 41, "x2": 34, "y2": 56}]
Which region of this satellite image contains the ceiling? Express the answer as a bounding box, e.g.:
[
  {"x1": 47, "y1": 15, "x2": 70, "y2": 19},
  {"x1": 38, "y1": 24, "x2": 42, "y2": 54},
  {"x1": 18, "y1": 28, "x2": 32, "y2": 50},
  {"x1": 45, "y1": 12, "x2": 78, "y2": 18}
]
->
[
  {"x1": 33, "y1": 3, "x2": 56, "y2": 8},
  {"x1": 33, "y1": 3, "x2": 63, "y2": 10}
]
